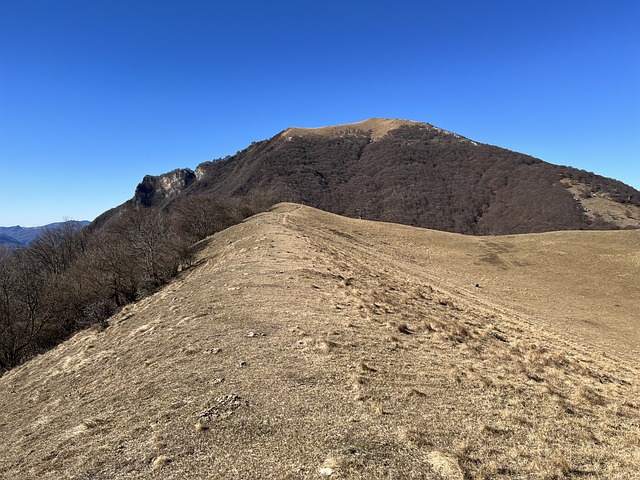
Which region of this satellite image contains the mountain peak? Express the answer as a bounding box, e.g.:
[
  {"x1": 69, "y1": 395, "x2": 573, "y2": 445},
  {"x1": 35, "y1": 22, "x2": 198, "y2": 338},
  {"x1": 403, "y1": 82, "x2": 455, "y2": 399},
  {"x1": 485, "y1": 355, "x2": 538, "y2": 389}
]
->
[
  {"x1": 113, "y1": 118, "x2": 639, "y2": 235},
  {"x1": 282, "y1": 117, "x2": 426, "y2": 141}
]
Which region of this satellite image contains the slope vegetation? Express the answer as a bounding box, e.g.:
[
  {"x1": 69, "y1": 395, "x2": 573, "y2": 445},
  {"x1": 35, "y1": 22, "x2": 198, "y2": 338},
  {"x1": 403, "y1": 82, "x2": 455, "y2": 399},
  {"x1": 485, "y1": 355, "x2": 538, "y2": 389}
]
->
[
  {"x1": 107, "y1": 118, "x2": 640, "y2": 235},
  {"x1": 1, "y1": 204, "x2": 638, "y2": 479}
]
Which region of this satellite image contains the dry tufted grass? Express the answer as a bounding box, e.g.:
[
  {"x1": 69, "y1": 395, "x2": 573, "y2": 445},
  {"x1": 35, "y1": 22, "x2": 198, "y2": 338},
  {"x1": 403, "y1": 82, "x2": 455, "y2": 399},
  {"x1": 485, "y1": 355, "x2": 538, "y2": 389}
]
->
[{"x1": 0, "y1": 203, "x2": 638, "y2": 479}]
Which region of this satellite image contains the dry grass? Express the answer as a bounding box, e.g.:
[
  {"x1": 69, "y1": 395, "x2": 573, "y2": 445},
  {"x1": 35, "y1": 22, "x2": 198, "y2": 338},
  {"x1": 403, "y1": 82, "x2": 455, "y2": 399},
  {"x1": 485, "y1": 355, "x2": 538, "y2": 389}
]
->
[
  {"x1": 282, "y1": 118, "x2": 422, "y2": 141},
  {"x1": 562, "y1": 178, "x2": 640, "y2": 228},
  {"x1": 0, "y1": 203, "x2": 638, "y2": 479}
]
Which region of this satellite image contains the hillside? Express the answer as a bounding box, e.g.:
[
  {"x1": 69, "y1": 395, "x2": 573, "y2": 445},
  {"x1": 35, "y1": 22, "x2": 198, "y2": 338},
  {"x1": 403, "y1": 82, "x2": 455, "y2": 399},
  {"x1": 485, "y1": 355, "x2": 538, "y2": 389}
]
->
[
  {"x1": 100, "y1": 118, "x2": 640, "y2": 235},
  {"x1": 1, "y1": 204, "x2": 638, "y2": 479}
]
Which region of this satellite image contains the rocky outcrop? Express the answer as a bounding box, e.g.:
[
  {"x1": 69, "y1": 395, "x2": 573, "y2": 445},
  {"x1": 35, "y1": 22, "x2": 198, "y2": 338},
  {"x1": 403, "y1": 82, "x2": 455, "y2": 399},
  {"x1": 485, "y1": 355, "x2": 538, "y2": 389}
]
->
[{"x1": 133, "y1": 168, "x2": 196, "y2": 208}]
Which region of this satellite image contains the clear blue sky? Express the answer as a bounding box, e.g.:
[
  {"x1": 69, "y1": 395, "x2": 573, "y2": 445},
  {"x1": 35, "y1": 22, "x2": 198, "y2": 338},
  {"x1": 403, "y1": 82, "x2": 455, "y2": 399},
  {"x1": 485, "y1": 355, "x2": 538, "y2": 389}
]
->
[{"x1": 1, "y1": 0, "x2": 638, "y2": 226}]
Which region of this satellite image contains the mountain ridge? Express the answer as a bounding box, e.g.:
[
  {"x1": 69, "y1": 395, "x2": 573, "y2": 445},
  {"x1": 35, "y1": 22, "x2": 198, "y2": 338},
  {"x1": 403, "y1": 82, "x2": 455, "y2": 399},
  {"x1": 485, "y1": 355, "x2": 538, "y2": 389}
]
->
[
  {"x1": 1, "y1": 203, "x2": 638, "y2": 478},
  {"x1": 97, "y1": 118, "x2": 640, "y2": 235},
  {"x1": 0, "y1": 220, "x2": 90, "y2": 247}
]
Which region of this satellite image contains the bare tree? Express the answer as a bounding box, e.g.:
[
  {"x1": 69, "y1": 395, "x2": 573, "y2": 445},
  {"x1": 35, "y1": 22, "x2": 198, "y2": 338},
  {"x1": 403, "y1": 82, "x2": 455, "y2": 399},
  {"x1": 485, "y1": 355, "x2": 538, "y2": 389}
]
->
[
  {"x1": 172, "y1": 194, "x2": 241, "y2": 242},
  {"x1": 0, "y1": 249, "x2": 51, "y2": 369},
  {"x1": 0, "y1": 196, "x2": 270, "y2": 373},
  {"x1": 119, "y1": 208, "x2": 177, "y2": 286},
  {"x1": 28, "y1": 220, "x2": 87, "y2": 276}
]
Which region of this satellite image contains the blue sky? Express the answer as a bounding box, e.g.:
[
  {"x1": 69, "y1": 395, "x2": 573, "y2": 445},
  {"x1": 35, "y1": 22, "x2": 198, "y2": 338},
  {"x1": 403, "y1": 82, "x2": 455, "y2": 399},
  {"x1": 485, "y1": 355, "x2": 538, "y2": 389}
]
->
[{"x1": 1, "y1": 0, "x2": 638, "y2": 226}]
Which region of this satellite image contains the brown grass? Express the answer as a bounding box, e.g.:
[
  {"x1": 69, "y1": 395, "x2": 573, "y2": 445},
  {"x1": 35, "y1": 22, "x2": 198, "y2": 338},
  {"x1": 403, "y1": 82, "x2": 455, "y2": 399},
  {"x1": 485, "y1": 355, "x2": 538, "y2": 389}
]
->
[
  {"x1": 0, "y1": 203, "x2": 638, "y2": 478},
  {"x1": 282, "y1": 118, "x2": 422, "y2": 141},
  {"x1": 563, "y1": 178, "x2": 640, "y2": 228}
]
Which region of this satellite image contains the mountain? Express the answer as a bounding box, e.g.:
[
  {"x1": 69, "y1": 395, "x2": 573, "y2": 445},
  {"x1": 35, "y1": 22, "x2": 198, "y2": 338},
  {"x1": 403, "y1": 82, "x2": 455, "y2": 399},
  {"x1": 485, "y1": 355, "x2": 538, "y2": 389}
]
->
[
  {"x1": 0, "y1": 233, "x2": 22, "y2": 247},
  {"x1": 0, "y1": 221, "x2": 90, "y2": 247},
  {"x1": 1, "y1": 204, "x2": 637, "y2": 478},
  {"x1": 99, "y1": 118, "x2": 640, "y2": 235}
]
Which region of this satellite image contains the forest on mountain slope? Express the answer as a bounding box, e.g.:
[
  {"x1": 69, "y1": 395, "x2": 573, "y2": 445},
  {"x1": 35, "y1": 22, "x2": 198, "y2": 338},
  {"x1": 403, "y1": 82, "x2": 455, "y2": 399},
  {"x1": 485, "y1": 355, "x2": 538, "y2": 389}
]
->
[{"x1": 119, "y1": 123, "x2": 640, "y2": 235}]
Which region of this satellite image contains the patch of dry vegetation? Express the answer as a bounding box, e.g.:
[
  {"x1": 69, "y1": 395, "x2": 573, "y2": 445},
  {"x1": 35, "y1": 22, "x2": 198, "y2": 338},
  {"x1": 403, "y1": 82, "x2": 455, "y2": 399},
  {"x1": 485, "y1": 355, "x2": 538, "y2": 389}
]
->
[
  {"x1": 562, "y1": 178, "x2": 640, "y2": 229},
  {"x1": 0, "y1": 204, "x2": 638, "y2": 479},
  {"x1": 282, "y1": 118, "x2": 421, "y2": 142}
]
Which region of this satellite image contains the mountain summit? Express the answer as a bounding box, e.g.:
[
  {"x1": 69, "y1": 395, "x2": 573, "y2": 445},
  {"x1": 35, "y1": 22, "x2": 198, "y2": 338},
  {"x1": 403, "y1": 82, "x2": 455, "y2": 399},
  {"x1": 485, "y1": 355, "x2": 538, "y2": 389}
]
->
[
  {"x1": 100, "y1": 118, "x2": 640, "y2": 235},
  {"x1": 281, "y1": 118, "x2": 437, "y2": 141}
]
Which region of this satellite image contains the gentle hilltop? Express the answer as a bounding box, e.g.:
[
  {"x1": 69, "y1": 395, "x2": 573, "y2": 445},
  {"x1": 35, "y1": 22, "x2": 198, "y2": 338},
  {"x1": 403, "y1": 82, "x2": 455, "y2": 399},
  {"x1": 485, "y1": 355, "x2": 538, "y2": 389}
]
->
[{"x1": 1, "y1": 204, "x2": 638, "y2": 478}]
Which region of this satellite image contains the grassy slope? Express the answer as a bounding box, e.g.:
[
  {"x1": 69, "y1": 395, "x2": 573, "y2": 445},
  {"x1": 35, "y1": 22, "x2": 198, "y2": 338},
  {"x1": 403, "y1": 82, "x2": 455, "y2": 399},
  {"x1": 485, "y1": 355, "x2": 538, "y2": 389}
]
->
[{"x1": 0, "y1": 204, "x2": 638, "y2": 479}]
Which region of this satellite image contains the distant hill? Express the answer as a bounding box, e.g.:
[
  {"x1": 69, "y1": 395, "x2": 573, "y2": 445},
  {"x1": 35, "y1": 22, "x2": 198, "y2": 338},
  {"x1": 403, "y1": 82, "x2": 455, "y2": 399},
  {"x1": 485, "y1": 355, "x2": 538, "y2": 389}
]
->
[
  {"x1": 0, "y1": 221, "x2": 90, "y2": 247},
  {"x1": 0, "y1": 234, "x2": 22, "y2": 248},
  {"x1": 97, "y1": 118, "x2": 640, "y2": 235}
]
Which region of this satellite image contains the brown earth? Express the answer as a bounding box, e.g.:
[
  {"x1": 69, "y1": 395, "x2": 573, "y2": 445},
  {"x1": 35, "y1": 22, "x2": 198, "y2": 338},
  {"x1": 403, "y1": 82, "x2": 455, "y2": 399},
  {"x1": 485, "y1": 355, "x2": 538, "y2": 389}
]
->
[{"x1": 1, "y1": 204, "x2": 638, "y2": 479}]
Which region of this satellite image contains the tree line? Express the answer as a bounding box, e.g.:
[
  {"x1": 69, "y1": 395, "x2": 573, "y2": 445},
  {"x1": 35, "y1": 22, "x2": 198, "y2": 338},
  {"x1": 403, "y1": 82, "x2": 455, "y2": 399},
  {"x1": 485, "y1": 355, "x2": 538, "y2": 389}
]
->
[{"x1": 0, "y1": 194, "x2": 267, "y2": 373}]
